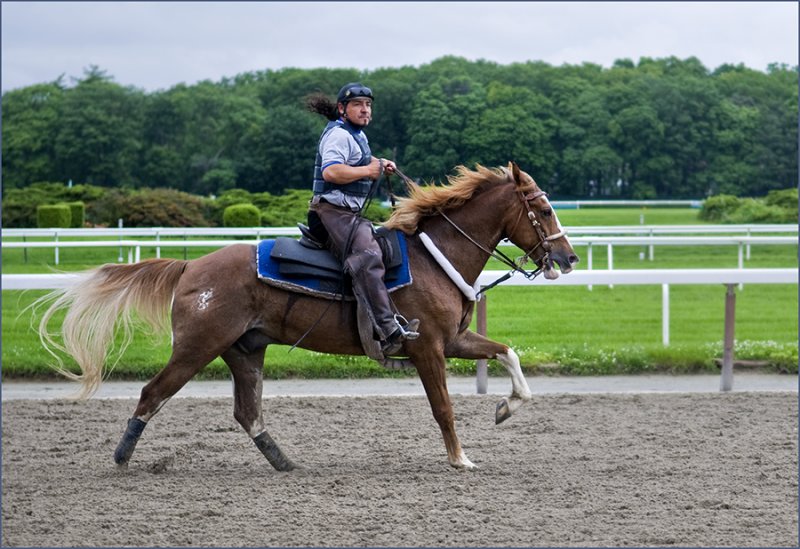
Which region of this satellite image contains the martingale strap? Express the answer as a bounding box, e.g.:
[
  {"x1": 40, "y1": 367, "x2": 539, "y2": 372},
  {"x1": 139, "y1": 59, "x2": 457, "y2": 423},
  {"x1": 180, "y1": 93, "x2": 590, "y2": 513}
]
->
[{"x1": 419, "y1": 232, "x2": 480, "y2": 301}]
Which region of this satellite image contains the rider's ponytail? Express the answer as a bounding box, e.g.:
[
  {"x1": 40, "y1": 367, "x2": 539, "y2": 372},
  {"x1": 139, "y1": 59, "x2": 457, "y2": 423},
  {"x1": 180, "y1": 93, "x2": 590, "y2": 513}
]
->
[{"x1": 306, "y1": 92, "x2": 339, "y2": 121}]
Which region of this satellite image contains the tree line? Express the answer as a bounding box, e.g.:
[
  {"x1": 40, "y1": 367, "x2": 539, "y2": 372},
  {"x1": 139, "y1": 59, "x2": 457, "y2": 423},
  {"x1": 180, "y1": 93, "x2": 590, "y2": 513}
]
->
[{"x1": 2, "y1": 56, "x2": 797, "y2": 200}]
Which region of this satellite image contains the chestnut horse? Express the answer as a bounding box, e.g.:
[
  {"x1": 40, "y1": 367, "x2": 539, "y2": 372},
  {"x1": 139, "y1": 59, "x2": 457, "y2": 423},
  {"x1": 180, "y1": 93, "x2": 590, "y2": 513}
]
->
[{"x1": 37, "y1": 162, "x2": 578, "y2": 471}]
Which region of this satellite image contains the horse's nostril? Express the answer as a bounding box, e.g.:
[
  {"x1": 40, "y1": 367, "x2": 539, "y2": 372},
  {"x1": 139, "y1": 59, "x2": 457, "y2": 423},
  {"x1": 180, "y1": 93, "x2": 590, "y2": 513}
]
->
[{"x1": 569, "y1": 254, "x2": 579, "y2": 264}]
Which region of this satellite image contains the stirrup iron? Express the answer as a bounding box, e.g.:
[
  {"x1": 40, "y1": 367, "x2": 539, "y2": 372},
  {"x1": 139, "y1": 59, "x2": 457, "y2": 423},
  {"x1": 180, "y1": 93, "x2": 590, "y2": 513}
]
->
[{"x1": 394, "y1": 314, "x2": 420, "y2": 340}]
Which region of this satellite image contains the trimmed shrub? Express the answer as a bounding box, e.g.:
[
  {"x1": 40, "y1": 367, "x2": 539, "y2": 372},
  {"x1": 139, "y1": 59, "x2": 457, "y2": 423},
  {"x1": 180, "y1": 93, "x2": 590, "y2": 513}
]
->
[
  {"x1": 37, "y1": 204, "x2": 72, "y2": 228},
  {"x1": 764, "y1": 188, "x2": 798, "y2": 210},
  {"x1": 127, "y1": 188, "x2": 210, "y2": 227},
  {"x1": 67, "y1": 201, "x2": 85, "y2": 228},
  {"x1": 223, "y1": 203, "x2": 261, "y2": 227},
  {"x1": 700, "y1": 190, "x2": 797, "y2": 224},
  {"x1": 207, "y1": 188, "x2": 257, "y2": 225},
  {"x1": 2, "y1": 182, "x2": 104, "y2": 228},
  {"x1": 698, "y1": 194, "x2": 741, "y2": 221},
  {"x1": 259, "y1": 189, "x2": 313, "y2": 227},
  {"x1": 727, "y1": 199, "x2": 795, "y2": 224}
]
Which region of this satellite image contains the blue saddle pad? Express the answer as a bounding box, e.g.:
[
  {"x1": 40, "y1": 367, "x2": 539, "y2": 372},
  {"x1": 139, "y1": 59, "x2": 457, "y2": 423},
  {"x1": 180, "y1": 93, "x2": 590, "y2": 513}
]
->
[{"x1": 256, "y1": 232, "x2": 412, "y2": 300}]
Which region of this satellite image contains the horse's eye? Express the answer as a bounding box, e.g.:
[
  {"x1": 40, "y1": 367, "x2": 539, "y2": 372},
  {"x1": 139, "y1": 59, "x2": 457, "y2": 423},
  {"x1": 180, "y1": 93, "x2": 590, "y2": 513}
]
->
[{"x1": 542, "y1": 208, "x2": 553, "y2": 218}]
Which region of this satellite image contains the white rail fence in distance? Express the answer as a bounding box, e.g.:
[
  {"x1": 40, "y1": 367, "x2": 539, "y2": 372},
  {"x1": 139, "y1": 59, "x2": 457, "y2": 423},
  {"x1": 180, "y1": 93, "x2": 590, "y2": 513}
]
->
[{"x1": 4, "y1": 268, "x2": 795, "y2": 394}]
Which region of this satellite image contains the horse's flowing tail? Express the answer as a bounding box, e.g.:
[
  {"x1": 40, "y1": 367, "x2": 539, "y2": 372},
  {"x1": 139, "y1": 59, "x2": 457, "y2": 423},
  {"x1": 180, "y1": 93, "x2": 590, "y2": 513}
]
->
[{"x1": 37, "y1": 258, "x2": 189, "y2": 399}]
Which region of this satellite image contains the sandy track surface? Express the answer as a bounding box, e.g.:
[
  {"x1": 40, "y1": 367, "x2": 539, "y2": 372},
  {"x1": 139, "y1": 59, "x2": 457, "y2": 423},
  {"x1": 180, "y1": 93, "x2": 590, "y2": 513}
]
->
[{"x1": 2, "y1": 392, "x2": 797, "y2": 547}]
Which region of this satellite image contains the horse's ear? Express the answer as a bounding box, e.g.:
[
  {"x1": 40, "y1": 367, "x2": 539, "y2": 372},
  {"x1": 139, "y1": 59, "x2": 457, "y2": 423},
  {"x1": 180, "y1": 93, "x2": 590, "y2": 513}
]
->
[{"x1": 510, "y1": 161, "x2": 522, "y2": 185}]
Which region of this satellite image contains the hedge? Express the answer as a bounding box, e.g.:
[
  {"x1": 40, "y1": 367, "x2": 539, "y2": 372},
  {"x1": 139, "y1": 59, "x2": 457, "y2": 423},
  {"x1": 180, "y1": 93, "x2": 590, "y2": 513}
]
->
[
  {"x1": 67, "y1": 201, "x2": 85, "y2": 228},
  {"x1": 699, "y1": 190, "x2": 797, "y2": 223},
  {"x1": 36, "y1": 204, "x2": 72, "y2": 228},
  {"x1": 223, "y1": 203, "x2": 261, "y2": 227}
]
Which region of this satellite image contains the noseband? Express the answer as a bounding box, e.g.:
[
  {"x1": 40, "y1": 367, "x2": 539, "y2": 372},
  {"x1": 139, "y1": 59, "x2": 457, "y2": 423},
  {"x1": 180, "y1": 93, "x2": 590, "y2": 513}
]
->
[{"x1": 435, "y1": 187, "x2": 568, "y2": 297}]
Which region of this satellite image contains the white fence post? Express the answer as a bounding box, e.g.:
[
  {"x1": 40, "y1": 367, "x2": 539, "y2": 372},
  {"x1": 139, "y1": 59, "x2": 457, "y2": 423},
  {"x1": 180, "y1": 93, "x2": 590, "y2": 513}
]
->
[
  {"x1": 587, "y1": 243, "x2": 593, "y2": 291},
  {"x1": 117, "y1": 219, "x2": 124, "y2": 262},
  {"x1": 662, "y1": 284, "x2": 670, "y2": 346},
  {"x1": 746, "y1": 229, "x2": 751, "y2": 260}
]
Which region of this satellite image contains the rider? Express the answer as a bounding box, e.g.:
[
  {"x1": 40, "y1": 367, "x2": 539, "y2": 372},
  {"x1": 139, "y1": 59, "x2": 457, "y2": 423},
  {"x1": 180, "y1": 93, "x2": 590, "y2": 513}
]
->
[{"x1": 306, "y1": 82, "x2": 419, "y2": 355}]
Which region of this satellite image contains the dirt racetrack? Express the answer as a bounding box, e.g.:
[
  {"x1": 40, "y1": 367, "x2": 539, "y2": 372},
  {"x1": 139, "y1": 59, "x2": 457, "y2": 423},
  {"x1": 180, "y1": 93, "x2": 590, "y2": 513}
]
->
[{"x1": 2, "y1": 391, "x2": 797, "y2": 547}]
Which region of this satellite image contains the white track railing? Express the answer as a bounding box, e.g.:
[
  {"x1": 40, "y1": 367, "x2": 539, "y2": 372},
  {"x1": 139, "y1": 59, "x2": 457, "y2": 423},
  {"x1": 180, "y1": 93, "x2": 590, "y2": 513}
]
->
[
  {"x1": 4, "y1": 268, "x2": 796, "y2": 394},
  {"x1": 549, "y1": 199, "x2": 704, "y2": 209},
  {"x1": 4, "y1": 224, "x2": 796, "y2": 239},
  {"x1": 3, "y1": 233, "x2": 796, "y2": 268},
  {"x1": 472, "y1": 268, "x2": 797, "y2": 394}
]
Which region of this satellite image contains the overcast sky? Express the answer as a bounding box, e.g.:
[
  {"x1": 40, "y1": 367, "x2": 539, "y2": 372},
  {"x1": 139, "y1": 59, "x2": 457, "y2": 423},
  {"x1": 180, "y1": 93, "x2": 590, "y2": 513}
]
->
[{"x1": 2, "y1": 2, "x2": 797, "y2": 93}]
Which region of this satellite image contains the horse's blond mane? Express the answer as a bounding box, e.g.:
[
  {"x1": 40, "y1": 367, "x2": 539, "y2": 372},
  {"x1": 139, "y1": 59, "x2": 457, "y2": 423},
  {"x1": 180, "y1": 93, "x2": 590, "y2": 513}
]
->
[{"x1": 384, "y1": 164, "x2": 515, "y2": 234}]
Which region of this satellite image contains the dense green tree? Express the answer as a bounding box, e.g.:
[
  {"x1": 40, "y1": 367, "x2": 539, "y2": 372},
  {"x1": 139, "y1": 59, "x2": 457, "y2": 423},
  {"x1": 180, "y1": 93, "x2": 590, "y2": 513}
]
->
[
  {"x1": 167, "y1": 81, "x2": 265, "y2": 194},
  {"x1": 463, "y1": 82, "x2": 557, "y2": 183},
  {"x1": 1, "y1": 80, "x2": 65, "y2": 187},
  {"x1": 404, "y1": 76, "x2": 486, "y2": 182},
  {"x1": 237, "y1": 105, "x2": 318, "y2": 193},
  {"x1": 135, "y1": 91, "x2": 187, "y2": 188},
  {"x1": 53, "y1": 67, "x2": 145, "y2": 186},
  {"x1": 2, "y1": 57, "x2": 796, "y2": 202},
  {"x1": 365, "y1": 66, "x2": 420, "y2": 162}
]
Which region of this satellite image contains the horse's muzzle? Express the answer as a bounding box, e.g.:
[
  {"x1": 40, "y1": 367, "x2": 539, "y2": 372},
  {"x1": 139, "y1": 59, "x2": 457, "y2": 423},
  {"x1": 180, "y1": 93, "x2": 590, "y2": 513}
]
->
[{"x1": 543, "y1": 251, "x2": 579, "y2": 279}]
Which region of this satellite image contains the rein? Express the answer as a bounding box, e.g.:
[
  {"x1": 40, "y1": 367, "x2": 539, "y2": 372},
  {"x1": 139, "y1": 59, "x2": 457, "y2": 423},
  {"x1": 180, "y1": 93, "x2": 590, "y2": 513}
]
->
[
  {"x1": 436, "y1": 186, "x2": 574, "y2": 299},
  {"x1": 435, "y1": 207, "x2": 544, "y2": 300},
  {"x1": 387, "y1": 167, "x2": 566, "y2": 299}
]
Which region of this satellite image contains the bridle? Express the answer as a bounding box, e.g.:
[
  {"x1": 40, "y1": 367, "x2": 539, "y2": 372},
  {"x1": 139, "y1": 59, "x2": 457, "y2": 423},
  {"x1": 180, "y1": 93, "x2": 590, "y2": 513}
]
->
[
  {"x1": 388, "y1": 168, "x2": 567, "y2": 297},
  {"x1": 513, "y1": 188, "x2": 569, "y2": 260},
  {"x1": 436, "y1": 186, "x2": 567, "y2": 297}
]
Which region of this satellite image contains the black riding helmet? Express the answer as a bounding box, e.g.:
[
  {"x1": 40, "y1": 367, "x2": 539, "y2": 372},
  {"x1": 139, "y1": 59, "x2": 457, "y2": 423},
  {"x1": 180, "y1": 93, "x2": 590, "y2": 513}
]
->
[{"x1": 337, "y1": 82, "x2": 374, "y2": 104}]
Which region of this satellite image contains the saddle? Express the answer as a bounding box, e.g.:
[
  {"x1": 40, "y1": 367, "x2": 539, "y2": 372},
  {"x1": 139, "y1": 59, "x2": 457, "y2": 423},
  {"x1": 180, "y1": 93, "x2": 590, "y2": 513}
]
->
[
  {"x1": 255, "y1": 225, "x2": 412, "y2": 300},
  {"x1": 255, "y1": 225, "x2": 415, "y2": 366},
  {"x1": 270, "y1": 224, "x2": 405, "y2": 285}
]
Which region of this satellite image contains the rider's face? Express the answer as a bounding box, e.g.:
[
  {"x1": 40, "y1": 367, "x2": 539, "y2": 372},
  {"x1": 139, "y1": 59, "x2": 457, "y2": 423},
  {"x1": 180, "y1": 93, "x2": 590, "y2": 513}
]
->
[{"x1": 340, "y1": 98, "x2": 372, "y2": 126}]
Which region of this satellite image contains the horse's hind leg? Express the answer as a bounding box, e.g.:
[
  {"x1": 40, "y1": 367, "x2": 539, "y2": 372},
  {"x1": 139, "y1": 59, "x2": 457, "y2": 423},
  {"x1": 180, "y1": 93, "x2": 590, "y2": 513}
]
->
[
  {"x1": 221, "y1": 344, "x2": 296, "y2": 472},
  {"x1": 445, "y1": 329, "x2": 532, "y2": 424},
  {"x1": 114, "y1": 333, "x2": 232, "y2": 467}
]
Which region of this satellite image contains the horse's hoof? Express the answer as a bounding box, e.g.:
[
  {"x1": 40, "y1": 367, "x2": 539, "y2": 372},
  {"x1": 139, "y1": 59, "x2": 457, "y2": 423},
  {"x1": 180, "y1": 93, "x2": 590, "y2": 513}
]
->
[
  {"x1": 271, "y1": 459, "x2": 299, "y2": 472},
  {"x1": 495, "y1": 397, "x2": 512, "y2": 424},
  {"x1": 450, "y1": 452, "x2": 478, "y2": 471},
  {"x1": 281, "y1": 461, "x2": 302, "y2": 472}
]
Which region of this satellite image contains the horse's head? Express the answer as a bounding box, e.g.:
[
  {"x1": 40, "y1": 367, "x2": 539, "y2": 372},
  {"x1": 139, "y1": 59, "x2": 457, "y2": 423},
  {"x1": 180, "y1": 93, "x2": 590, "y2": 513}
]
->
[{"x1": 503, "y1": 162, "x2": 579, "y2": 280}]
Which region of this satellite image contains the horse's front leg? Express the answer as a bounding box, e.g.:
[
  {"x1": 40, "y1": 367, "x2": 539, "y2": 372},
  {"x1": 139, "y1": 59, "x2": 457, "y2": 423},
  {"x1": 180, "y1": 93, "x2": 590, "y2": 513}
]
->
[
  {"x1": 493, "y1": 348, "x2": 532, "y2": 424},
  {"x1": 445, "y1": 329, "x2": 532, "y2": 424},
  {"x1": 411, "y1": 347, "x2": 477, "y2": 470}
]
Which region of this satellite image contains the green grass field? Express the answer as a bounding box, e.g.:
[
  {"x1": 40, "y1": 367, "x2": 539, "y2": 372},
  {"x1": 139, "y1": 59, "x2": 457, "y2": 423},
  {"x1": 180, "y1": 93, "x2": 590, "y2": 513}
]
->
[{"x1": 3, "y1": 208, "x2": 797, "y2": 379}]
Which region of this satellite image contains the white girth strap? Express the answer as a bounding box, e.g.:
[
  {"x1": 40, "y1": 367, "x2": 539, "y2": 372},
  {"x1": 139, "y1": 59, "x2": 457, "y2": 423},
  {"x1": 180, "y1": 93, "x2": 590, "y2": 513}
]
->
[{"x1": 419, "y1": 232, "x2": 479, "y2": 301}]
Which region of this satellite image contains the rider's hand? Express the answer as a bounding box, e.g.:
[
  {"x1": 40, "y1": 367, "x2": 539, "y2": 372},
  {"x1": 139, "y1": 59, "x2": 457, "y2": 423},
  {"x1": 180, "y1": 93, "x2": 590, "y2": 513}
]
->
[
  {"x1": 382, "y1": 159, "x2": 397, "y2": 175},
  {"x1": 366, "y1": 158, "x2": 397, "y2": 179},
  {"x1": 366, "y1": 157, "x2": 384, "y2": 179}
]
